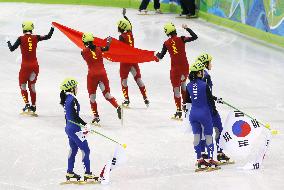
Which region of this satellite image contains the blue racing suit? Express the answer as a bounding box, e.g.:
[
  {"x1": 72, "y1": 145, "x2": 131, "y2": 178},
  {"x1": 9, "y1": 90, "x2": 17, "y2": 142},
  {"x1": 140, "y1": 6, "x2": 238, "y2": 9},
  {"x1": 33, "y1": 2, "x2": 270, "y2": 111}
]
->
[
  {"x1": 186, "y1": 78, "x2": 217, "y2": 159},
  {"x1": 64, "y1": 92, "x2": 90, "y2": 173}
]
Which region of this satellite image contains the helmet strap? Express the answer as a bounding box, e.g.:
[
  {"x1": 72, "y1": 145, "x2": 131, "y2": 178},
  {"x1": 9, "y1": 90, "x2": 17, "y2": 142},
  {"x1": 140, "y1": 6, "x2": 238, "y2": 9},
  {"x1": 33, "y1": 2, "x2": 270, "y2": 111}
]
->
[{"x1": 23, "y1": 30, "x2": 32, "y2": 34}]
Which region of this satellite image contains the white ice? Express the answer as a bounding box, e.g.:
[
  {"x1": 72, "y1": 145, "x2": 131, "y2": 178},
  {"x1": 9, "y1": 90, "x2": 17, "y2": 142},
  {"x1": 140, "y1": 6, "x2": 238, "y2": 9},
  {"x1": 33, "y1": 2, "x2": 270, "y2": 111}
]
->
[{"x1": 0, "y1": 3, "x2": 284, "y2": 190}]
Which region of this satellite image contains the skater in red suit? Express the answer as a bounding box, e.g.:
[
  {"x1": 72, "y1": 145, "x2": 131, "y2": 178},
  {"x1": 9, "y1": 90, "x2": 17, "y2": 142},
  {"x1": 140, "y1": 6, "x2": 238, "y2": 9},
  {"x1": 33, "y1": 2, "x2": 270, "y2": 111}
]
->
[
  {"x1": 81, "y1": 32, "x2": 122, "y2": 125},
  {"x1": 6, "y1": 21, "x2": 54, "y2": 114},
  {"x1": 156, "y1": 23, "x2": 198, "y2": 120},
  {"x1": 117, "y1": 8, "x2": 149, "y2": 108}
]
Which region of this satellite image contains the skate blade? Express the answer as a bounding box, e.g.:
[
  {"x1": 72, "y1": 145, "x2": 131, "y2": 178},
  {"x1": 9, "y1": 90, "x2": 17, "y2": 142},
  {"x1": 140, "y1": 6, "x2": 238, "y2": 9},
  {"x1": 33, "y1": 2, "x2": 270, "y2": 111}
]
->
[
  {"x1": 60, "y1": 180, "x2": 82, "y2": 185},
  {"x1": 91, "y1": 123, "x2": 101, "y2": 127},
  {"x1": 176, "y1": 15, "x2": 198, "y2": 19},
  {"x1": 195, "y1": 167, "x2": 208, "y2": 172},
  {"x1": 219, "y1": 160, "x2": 235, "y2": 165},
  {"x1": 20, "y1": 112, "x2": 38, "y2": 117},
  {"x1": 122, "y1": 105, "x2": 130, "y2": 109},
  {"x1": 60, "y1": 180, "x2": 100, "y2": 185},
  {"x1": 206, "y1": 167, "x2": 221, "y2": 172},
  {"x1": 171, "y1": 117, "x2": 183, "y2": 121}
]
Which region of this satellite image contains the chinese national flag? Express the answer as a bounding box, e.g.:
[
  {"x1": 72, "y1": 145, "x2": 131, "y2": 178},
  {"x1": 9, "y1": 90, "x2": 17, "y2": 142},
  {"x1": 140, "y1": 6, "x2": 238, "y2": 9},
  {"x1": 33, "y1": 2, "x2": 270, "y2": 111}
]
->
[{"x1": 52, "y1": 22, "x2": 157, "y2": 63}]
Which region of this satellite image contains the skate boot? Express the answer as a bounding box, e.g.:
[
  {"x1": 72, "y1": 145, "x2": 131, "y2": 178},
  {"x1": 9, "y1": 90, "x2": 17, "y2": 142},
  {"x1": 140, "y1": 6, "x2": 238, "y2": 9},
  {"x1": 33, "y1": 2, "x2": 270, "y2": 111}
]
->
[
  {"x1": 207, "y1": 159, "x2": 221, "y2": 171},
  {"x1": 139, "y1": 9, "x2": 148, "y2": 14},
  {"x1": 66, "y1": 172, "x2": 81, "y2": 181},
  {"x1": 171, "y1": 109, "x2": 182, "y2": 120},
  {"x1": 22, "y1": 103, "x2": 31, "y2": 112},
  {"x1": 144, "y1": 98, "x2": 150, "y2": 108},
  {"x1": 217, "y1": 152, "x2": 234, "y2": 165},
  {"x1": 117, "y1": 106, "x2": 122, "y2": 119},
  {"x1": 155, "y1": 9, "x2": 162, "y2": 14},
  {"x1": 84, "y1": 172, "x2": 99, "y2": 182},
  {"x1": 30, "y1": 105, "x2": 36, "y2": 112},
  {"x1": 91, "y1": 117, "x2": 100, "y2": 126},
  {"x1": 122, "y1": 99, "x2": 130, "y2": 108},
  {"x1": 195, "y1": 158, "x2": 210, "y2": 172},
  {"x1": 201, "y1": 152, "x2": 209, "y2": 159}
]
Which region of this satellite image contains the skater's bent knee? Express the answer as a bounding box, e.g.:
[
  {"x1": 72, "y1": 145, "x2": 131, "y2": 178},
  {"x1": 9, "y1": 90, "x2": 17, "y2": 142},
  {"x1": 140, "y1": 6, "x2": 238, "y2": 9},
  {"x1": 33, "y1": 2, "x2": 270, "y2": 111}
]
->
[
  {"x1": 104, "y1": 92, "x2": 113, "y2": 100},
  {"x1": 193, "y1": 134, "x2": 201, "y2": 146},
  {"x1": 90, "y1": 94, "x2": 96, "y2": 103},
  {"x1": 205, "y1": 135, "x2": 213, "y2": 145}
]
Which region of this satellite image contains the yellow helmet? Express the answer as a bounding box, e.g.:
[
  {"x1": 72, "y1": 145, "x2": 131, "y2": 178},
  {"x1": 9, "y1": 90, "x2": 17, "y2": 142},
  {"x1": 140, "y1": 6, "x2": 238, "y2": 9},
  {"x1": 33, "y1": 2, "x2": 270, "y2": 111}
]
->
[
  {"x1": 82, "y1": 32, "x2": 94, "y2": 43},
  {"x1": 60, "y1": 78, "x2": 78, "y2": 91},
  {"x1": 190, "y1": 60, "x2": 205, "y2": 72},
  {"x1": 117, "y1": 19, "x2": 131, "y2": 31},
  {"x1": 22, "y1": 21, "x2": 34, "y2": 31},
  {"x1": 164, "y1": 22, "x2": 176, "y2": 35},
  {"x1": 196, "y1": 53, "x2": 213, "y2": 64}
]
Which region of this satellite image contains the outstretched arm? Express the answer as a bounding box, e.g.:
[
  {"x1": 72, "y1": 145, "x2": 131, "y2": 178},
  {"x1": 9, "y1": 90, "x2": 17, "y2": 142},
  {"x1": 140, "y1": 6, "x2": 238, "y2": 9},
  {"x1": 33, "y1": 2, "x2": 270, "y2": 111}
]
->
[
  {"x1": 123, "y1": 8, "x2": 132, "y2": 31},
  {"x1": 181, "y1": 24, "x2": 198, "y2": 43},
  {"x1": 37, "y1": 26, "x2": 54, "y2": 41},
  {"x1": 156, "y1": 43, "x2": 168, "y2": 59},
  {"x1": 7, "y1": 37, "x2": 21, "y2": 52}
]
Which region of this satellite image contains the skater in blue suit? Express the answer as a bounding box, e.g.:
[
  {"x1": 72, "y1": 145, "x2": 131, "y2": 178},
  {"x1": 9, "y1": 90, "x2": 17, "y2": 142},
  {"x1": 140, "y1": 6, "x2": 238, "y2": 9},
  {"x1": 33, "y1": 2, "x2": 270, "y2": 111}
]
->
[
  {"x1": 196, "y1": 53, "x2": 231, "y2": 163},
  {"x1": 185, "y1": 60, "x2": 219, "y2": 170},
  {"x1": 60, "y1": 77, "x2": 97, "y2": 182}
]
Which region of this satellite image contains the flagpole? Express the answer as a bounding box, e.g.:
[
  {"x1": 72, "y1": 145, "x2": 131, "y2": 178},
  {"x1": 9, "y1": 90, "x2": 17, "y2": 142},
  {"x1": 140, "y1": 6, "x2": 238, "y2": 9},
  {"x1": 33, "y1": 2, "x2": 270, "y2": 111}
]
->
[
  {"x1": 68, "y1": 120, "x2": 127, "y2": 148},
  {"x1": 222, "y1": 100, "x2": 279, "y2": 135}
]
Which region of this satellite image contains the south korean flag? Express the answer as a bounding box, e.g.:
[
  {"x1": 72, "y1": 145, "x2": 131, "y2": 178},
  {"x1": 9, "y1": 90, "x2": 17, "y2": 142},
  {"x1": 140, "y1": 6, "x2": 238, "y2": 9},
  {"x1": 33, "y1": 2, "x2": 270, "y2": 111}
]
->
[{"x1": 220, "y1": 111, "x2": 271, "y2": 170}]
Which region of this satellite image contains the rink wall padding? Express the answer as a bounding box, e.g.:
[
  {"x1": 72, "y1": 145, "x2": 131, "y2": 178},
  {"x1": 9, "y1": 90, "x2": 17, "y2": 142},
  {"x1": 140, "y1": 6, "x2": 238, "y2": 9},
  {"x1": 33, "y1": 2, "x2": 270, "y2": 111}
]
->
[
  {"x1": 1, "y1": 0, "x2": 284, "y2": 48},
  {"x1": 198, "y1": 11, "x2": 284, "y2": 48}
]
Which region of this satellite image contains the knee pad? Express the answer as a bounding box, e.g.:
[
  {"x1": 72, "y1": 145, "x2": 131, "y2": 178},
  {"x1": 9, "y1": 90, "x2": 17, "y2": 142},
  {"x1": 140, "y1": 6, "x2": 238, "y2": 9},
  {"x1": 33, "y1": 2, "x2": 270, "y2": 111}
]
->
[
  {"x1": 30, "y1": 83, "x2": 36, "y2": 93},
  {"x1": 214, "y1": 127, "x2": 220, "y2": 141},
  {"x1": 181, "y1": 81, "x2": 186, "y2": 91},
  {"x1": 193, "y1": 134, "x2": 201, "y2": 146},
  {"x1": 173, "y1": 87, "x2": 181, "y2": 98},
  {"x1": 136, "y1": 78, "x2": 145, "y2": 87},
  {"x1": 205, "y1": 135, "x2": 213, "y2": 145},
  {"x1": 104, "y1": 92, "x2": 113, "y2": 100},
  {"x1": 121, "y1": 79, "x2": 128, "y2": 87},
  {"x1": 130, "y1": 66, "x2": 137, "y2": 77},
  {"x1": 98, "y1": 81, "x2": 106, "y2": 92},
  {"x1": 20, "y1": 83, "x2": 27, "y2": 90},
  {"x1": 90, "y1": 94, "x2": 96, "y2": 103},
  {"x1": 29, "y1": 72, "x2": 36, "y2": 82}
]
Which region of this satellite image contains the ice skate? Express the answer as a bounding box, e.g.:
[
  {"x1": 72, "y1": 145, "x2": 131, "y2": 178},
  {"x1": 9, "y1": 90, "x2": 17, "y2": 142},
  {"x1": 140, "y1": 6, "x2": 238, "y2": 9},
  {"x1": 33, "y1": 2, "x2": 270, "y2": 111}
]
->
[
  {"x1": 195, "y1": 152, "x2": 208, "y2": 166},
  {"x1": 22, "y1": 103, "x2": 31, "y2": 112},
  {"x1": 84, "y1": 172, "x2": 99, "y2": 182},
  {"x1": 117, "y1": 106, "x2": 122, "y2": 119},
  {"x1": 155, "y1": 9, "x2": 162, "y2": 14},
  {"x1": 138, "y1": 9, "x2": 148, "y2": 15},
  {"x1": 195, "y1": 158, "x2": 210, "y2": 172},
  {"x1": 91, "y1": 117, "x2": 101, "y2": 127},
  {"x1": 20, "y1": 104, "x2": 38, "y2": 117},
  {"x1": 171, "y1": 109, "x2": 183, "y2": 121},
  {"x1": 206, "y1": 159, "x2": 221, "y2": 172},
  {"x1": 144, "y1": 98, "x2": 150, "y2": 108},
  {"x1": 122, "y1": 99, "x2": 130, "y2": 108},
  {"x1": 66, "y1": 172, "x2": 81, "y2": 181},
  {"x1": 217, "y1": 152, "x2": 235, "y2": 165}
]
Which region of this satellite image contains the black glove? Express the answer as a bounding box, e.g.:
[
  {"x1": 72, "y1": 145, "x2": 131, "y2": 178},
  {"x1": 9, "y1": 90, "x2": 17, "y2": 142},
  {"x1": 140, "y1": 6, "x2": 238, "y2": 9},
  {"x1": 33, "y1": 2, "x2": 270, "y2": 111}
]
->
[
  {"x1": 122, "y1": 8, "x2": 126, "y2": 16},
  {"x1": 216, "y1": 97, "x2": 223, "y2": 104},
  {"x1": 106, "y1": 36, "x2": 112, "y2": 43}
]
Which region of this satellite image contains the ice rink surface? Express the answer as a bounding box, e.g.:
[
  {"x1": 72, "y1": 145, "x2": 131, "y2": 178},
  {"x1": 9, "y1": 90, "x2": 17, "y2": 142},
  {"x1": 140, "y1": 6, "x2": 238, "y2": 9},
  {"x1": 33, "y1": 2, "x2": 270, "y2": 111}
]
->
[{"x1": 0, "y1": 3, "x2": 284, "y2": 190}]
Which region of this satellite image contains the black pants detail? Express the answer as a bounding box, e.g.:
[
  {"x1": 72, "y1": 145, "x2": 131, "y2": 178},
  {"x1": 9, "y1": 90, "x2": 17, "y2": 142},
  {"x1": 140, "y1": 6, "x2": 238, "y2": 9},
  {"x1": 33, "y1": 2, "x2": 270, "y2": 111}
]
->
[
  {"x1": 139, "y1": 0, "x2": 160, "y2": 10},
  {"x1": 180, "y1": 0, "x2": 196, "y2": 15}
]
